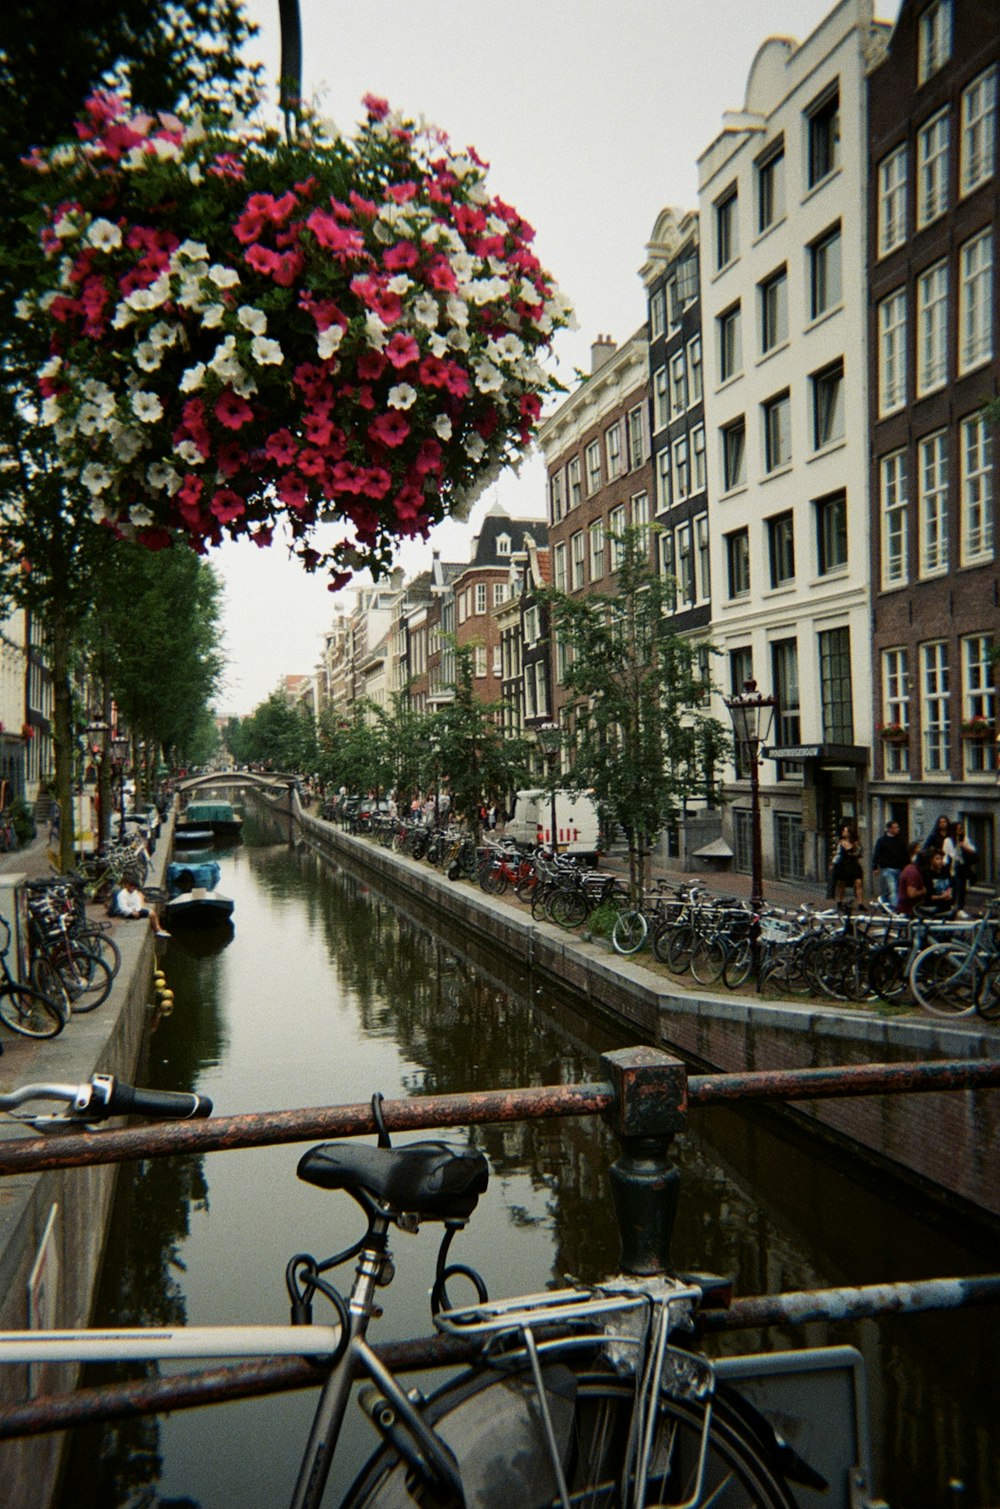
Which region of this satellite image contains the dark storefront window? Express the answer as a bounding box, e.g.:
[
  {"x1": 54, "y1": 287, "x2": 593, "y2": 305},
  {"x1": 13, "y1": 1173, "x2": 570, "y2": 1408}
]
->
[{"x1": 819, "y1": 627, "x2": 854, "y2": 743}]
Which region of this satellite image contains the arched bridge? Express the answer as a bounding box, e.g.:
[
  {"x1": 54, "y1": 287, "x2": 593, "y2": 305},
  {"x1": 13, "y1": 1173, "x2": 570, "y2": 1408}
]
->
[{"x1": 177, "y1": 770, "x2": 299, "y2": 798}]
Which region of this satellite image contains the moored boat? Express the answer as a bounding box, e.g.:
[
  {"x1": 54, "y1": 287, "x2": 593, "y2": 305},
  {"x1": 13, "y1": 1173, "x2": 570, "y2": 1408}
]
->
[
  {"x1": 175, "y1": 801, "x2": 243, "y2": 843},
  {"x1": 166, "y1": 860, "x2": 235, "y2": 929}
]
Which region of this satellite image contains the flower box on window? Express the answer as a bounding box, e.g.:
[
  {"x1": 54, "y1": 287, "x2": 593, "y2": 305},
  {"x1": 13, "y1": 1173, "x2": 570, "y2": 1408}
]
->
[
  {"x1": 961, "y1": 717, "x2": 995, "y2": 740},
  {"x1": 21, "y1": 723, "x2": 35, "y2": 740},
  {"x1": 878, "y1": 722, "x2": 909, "y2": 744}
]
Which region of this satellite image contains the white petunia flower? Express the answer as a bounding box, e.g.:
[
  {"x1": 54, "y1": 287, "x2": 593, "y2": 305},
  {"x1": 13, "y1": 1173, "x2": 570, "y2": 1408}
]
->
[
  {"x1": 75, "y1": 403, "x2": 104, "y2": 436},
  {"x1": 125, "y1": 288, "x2": 156, "y2": 312},
  {"x1": 86, "y1": 218, "x2": 122, "y2": 252},
  {"x1": 445, "y1": 296, "x2": 469, "y2": 330},
  {"x1": 149, "y1": 320, "x2": 179, "y2": 348},
  {"x1": 110, "y1": 424, "x2": 144, "y2": 462},
  {"x1": 317, "y1": 326, "x2": 344, "y2": 360},
  {"x1": 174, "y1": 439, "x2": 204, "y2": 465},
  {"x1": 81, "y1": 462, "x2": 112, "y2": 493},
  {"x1": 176, "y1": 239, "x2": 209, "y2": 263},
  {"x1": 238, "y1": 306, "x2": 267, "y2": 335},
  {"x1": 40, "y1": 395, "x2": 62, "y2": 426},
  {"x1": 251, "y1": 335, "x2": 283, "y2": 366},
  {"x1": 446, "y1": 327, "x2": 471, "y2": 352},
  {"x1": 131, "y1": 391, "x2": 163, "y2": 424},
  {"x1": 147, "y1": 461, "x2": 174, "y2": 489},
  {"x1": 386, "y1": 275, "x2": 412, "y2": 296},
  {"x1": 464, "y1": 434, "x2": 487, "y2": 461},
  {"x1": 89, "y1": 500, "x2": 112, "y2": 524},
  {"x1": 53, "y1": 213, "x2": 79, "y2": 240},
  {"x1": 14, "y1": 298, "x2": 34, "y2": 321},
  {"x1": 112, "y1": 303, "x2": 136, "y2": 329},
  {"x1": 208, "y1": 264, "x2": 240, "y2": 288},
  {"x1": 135, "y1": 342, "x2": 162, "y2": 372},
  {"x1": 433, "y1": 414, "x2": 453, "y2": 441},
  {"x1": 39, "y1": 354, "x2": 62, "y2": 380},
  {"x1": 151, "y1": 137, "x2": 181, "y2": 162},
  {"x1": 201, "y1": 303, "x2": 226, "y2": 329},
  {"x1": 411, "y1": 294, "x2": 440, "y2": 329},
  {"x1": 187, "y1": 163, "x2": 203, "y2": 185},
  {"x1": 179, "y1": 363, "x2": 206, "y2": 392},
  {"x1": 129, "y1": 505, "x2": 154, "y2": 526},
  {"x1": 363, "y1": 311, "x2": 388, "y2": 351},
  {"x1": 388, "y1": 383, "x2": 417, "y2": 411},
  {"x1": 427, "y1": 333, "x2": 449, "y2": 359},
  {"x1": 473, "y1": 362, "x2": 503, "y2": 394}
]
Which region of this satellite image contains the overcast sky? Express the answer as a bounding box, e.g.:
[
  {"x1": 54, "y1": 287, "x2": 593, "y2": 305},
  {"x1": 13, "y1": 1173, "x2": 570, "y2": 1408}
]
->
[{"x1": 215, "y1": 0, "x2": 902, "y2": 716}]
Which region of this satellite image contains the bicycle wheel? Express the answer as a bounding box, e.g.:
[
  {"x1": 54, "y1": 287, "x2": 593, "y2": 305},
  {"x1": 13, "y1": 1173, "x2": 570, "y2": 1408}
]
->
[
  {"x1": 64, "y1": 948, "x2": 114, "y2": 1013},
  {"x1": 690, "y1": 936, "x2": 727, "y2": 987},
  {"x1": 665, "y1": 926, "x2": 695, "y2": 975},
  {"x1": 80, "y1": 926, "x2": 122, "y2": 979},
  {"x1": 0, "y1": 982, "x2": 65, "y2": 1038},
  {"x1": 866, "y1": 944, "x2": 906, "y2": 1003},
  {"x1": 910, "y1": 944, "x2": 978, "y2": 1017},
  {"x1": 343, "y1": 1364, "x2": 799, "y2": 1509},
  {"x1": 976, "y1": 958, "x2": 1000, "y2": 1020},
  {"x1": 722, "y1": 937, "x2": 754, "y2": 990},
  {"x1": 548, "y1": 889, "x2": 589, "y2": 930},
  {"x1": 611, "y1": 909, "x2": 648, "y2": 956}
]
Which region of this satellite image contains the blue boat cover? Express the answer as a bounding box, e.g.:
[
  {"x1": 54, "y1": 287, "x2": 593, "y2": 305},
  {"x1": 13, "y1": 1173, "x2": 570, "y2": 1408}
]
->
[{"x1": 167, "y1": 860, "x2": 222, "y2": 895}]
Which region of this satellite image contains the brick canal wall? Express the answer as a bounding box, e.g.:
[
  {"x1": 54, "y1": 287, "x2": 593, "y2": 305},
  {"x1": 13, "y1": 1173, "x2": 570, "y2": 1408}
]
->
[
  {"x1": 298, "y1": 810, "x2": 1000, "y2": 1226},
  {"x1": 0, "y1": 830, "x2": 170, "y2": 1509}
]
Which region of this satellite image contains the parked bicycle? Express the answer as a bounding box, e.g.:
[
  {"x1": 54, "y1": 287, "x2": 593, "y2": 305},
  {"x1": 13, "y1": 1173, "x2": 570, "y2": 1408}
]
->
[{"x1": 0, "y1": 916, "x2": 64, "y2": 1040}]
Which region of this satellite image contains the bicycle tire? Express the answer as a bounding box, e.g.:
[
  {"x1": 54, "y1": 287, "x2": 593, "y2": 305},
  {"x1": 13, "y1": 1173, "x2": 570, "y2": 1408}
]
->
[
  {"x1": 909, "y1": 944, "x2": 978, "y2": 1017},
  {"x1": 514, "y1": 875, "x2": 537, "y2": 903},
  {"x1": 79, "y1": 926, "x2": 122, "y2": 979},
  {"x1": 0, "y1": 982, "x2": 65, "y2": 1038},
  {"x1": 30, "y1": 954, "x2": 73, "y2": 1015},
  {"x1": 342, "y1": 1364, "x2": 799, "y2": 1509},
  {"x1": 665, "y1": 926, "x2": 695, "y2": 975},
  {"x1": 65, "y1": 949, "x2": 114, "y2": 1012},
  {"x1": 722, "y1": 937, "x2": 754, "y2": 990},
  {"x1": 976, "y1": 958, "x2": 1000, "y2": 1020},
  {"x1": 689, "y1": 936, "x2": 727, "y2": 987},
  {"x1": 866, "y1": 944, "x2": 906, "y2": 1003},
  {"x1": 611, "y1": 909, "x2": 648, "y2": 956},
  {"x1": 651, "y1": 920, "x2": 677, "y2": 965},
  {"x1": 548, "y1": 889, "x2": 589, "y2": 930}
]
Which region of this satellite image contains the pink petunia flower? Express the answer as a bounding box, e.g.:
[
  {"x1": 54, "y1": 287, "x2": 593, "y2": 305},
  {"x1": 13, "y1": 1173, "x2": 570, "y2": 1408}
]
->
[
  {"x1": 362, "y1": 94, "x2": 390, "y2": 120},
  {"x1": 385, "y1": 332, "x2": 419, "y2": 369},
  {"x1": 357, "y1": 350, "x2": 386, "y2": 382},
  {"x1": 264, "y1": 429, "x2": 298, "y2": 466},
  {"x1": 215, "y1": 391, "x2": 254, "y2": 430},
  {"x1": 368, "y1": 412, "x2": 410, "y2": 448},
  {"x1": 383, "y1": 242, "x2": 419, "y2": 272},
  {"x1": 210, "y1": 488, "x2": 246, "y2": 524}
]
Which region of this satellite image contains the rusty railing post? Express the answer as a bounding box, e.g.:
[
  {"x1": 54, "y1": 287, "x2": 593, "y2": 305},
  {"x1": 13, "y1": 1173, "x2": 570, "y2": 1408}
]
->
[{"x1": 600, "y1": 1046, "x2": 688, "y2": 1276}]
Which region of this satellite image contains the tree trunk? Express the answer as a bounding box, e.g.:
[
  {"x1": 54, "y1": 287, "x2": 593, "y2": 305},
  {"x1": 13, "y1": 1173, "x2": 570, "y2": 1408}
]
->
[{"x1": 49, "y1": 602, "x2": 76, "y2": 873}]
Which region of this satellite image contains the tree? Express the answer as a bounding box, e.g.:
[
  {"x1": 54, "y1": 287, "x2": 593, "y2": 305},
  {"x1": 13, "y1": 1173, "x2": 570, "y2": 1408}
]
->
[
  {"x1": 372, "y1": 693, "x2": 436, "y2": 812},
  {"x1": 547, "y1": 526, "x2": 729, "y2": 898},
  {"x1": 435, "y1": 647, "x2": 530, "y2": 837},
  {"x1": 235, "y1": 691, "x2": 317, "y2": 773}
]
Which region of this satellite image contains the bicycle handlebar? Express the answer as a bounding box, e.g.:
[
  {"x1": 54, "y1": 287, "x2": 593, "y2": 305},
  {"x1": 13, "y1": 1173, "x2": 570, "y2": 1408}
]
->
[{"x1": 0, "y1": 1074, "x2": 213, "y2": 1128}]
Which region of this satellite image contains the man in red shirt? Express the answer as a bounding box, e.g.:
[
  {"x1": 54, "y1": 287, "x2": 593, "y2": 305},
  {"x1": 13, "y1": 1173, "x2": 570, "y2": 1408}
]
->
[{"x1": 895, "y1": 842, "x2": 926, "y2": 915}]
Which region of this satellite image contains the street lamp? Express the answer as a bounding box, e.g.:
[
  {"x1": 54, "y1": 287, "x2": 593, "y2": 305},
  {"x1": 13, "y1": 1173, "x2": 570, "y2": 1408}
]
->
[
  {"x1": 723, "y1": 679, "x2": 778, "y2": 908},
  {"x1": 110, "y1": 735, "x2": 129, "y2": 829},
  {"x1": 84, "y1": 719, "x2": 109, "y2": 846},
  {"x1": 536, "y1": 722, "x2": 561, "y2": 854}
]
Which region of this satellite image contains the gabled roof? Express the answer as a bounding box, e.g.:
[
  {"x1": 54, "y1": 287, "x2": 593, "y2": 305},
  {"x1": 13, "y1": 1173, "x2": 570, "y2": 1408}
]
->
[{"x1": 470, "y1": 511, "x2": 548, "y2": 566}]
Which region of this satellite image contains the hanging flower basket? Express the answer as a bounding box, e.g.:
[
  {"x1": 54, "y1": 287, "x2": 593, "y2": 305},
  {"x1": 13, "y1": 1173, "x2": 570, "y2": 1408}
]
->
[
  {"x1": 878, "y1": 723, "x2": 909, "y2": 745},
  {"x1": 17, "y1": 93, "x2": 574, "y2": 582},
  {"x1": 21, "y1": 723, "x2": 35, "y2": 740},
  {"x1": 961, "y1": 717, "x2": 995, "y2": 740}
]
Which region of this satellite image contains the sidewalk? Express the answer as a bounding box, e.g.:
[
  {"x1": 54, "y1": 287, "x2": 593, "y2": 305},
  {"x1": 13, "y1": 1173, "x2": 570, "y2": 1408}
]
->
[{"x1": 0, "y1": 826, "x2": 61, "y2": 883}]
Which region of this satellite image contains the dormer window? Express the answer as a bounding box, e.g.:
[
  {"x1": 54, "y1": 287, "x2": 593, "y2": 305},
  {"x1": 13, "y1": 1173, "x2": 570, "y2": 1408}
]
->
[{"x1": 497, "y1": 533, "x2": 511, "y2": 556}]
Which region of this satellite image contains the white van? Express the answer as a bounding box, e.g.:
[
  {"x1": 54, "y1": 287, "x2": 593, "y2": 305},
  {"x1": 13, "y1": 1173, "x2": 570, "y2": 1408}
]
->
[{"x1": 506, "y1": 789, "x2": 600, "y2": 857}]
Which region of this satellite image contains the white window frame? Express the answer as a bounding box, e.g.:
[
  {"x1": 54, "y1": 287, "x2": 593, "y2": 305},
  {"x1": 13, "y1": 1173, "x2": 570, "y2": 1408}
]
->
[
  {"x1": 549, "y1": 471, "x2": 564, "y2": 524},
  {"x1": 692, "y1": 425, "x2": 707, "y2": 493},
  {"x1": 695, "y1": 514, "x2": 710, "y2": 604},
  {"x1": 917, "y1": 109, "x2": 950, "y2": 228},
  {"x1": 916, "y1": 260, "x2": 948, "y2": 396},
  {"x1": 675, "y1": 521, "x2": 695, "y2": 606},
  {"x1": 882, "y1": 647, "x2": 911, "y2": 774},
  {"x1": 608, "y1": 505, "x2": 627, "y2": 571},
  {"x1": 877, "y1": 146, "x2": 907, "y2": 257},
  {"x1": 626, "y1": 404, "x2": 647, "y2": 469},
  {"x1": 962, "y1": 634, "x2": 997, "y2": 775},
  {"x1": 920, "y1": 640, "x2": 950, "y2": 775},
  {"x1": 585, "y1": 440, "x2": 601, "y2": 495},
  {"x1": 918, "y1": 0, "x2": 952, "y2": 86},
  {"x1": 673, "y1": 435, "x2": 691, "y2": 501},
  {"x1": 718, "y1": 303, "x2": 742, "y2": 383},
  {"x1": 605, "y1": 422, "x2": 623, "y2": 481},
  {"x1": 918, "y1": 430, "x2": 949, "y2": 578},
  {"x1": 493, "y1": 582, "x2": 507, "y2": 607},
  {"x1": 809, "y1": 225, "x2": 842, "y2": 319},
  {"x1": 763, "y1": 391, "x2": 791, "y2": 473},
  {"x1": 650, "y1": 286, "x2": 666, "y2": 339},
  {"x1": 571, "y1": 529, "x2": 586, "y2": 591},
  {"x1": 958, "y1": 228, "x2": 993, "y2": 374},
  {"x1": 474, "y1": 645, "x2": 487, "y2": 678},
  {"x1": 960, "y1": 66, "x2": 997, "y2": 197},
  {"x1": 589, "y1": 519, "x2": 605, "y2": 581},
  {"x1": 475, "y1": 582, "x2": 487, "y2": 615},
  {"x1": 655, "y1": 447, "x2": 672, "y2": 514},
  {"x1": 878, "y1": 289, "x2": 907, "y2": 416},
  {"x1": 653, "y1": 367, "x2": 669, "y2": 432},
  {"x1": 670, "y1": 351, "x2": 687, "y2": 416},
  {"x1": 960, "y1": 413, "x2": 994, "y2": 565},
  {"x1": 756, "y1": 142, "x2": 785, "y2": 233},
  {"x1": 722, "y1": 418, "x2": 747, "y2": 493},
  {"x1": 811, "y1": 360, "x2": 845, "y2": 451},
  {"x1": 686, "y1": 336, "x2": 703, "y2": 405},
  {"x1": 881, "y1": 450, "x2": 909, "y2": 589},
  {"x1": 759, "y1": 266, "x2": 788, "y2": 355},
  {"x1": 716, "y1": 187, "x2": 738, "y2": 271},
  {"x1": 567, "y1": 455, "x2": 582, "y2": 508},
  {"x1": 553, "y1": 542, "x2": 567, "y2": 593}
]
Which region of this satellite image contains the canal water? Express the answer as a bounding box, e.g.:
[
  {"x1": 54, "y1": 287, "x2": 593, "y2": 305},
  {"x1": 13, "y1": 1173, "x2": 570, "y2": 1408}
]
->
[{"x1": 60, "y1": 808, "x2": 998, "y2": 1509}]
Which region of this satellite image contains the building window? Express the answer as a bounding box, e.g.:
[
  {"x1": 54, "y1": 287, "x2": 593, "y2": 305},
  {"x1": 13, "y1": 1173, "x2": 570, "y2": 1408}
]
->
[
  {"x1": 756, "y1": 141, "x2": 785, "y2": 232},
  {"x1": 653, "y1": 367, "x2": 669, "y2": 431},
  {"x1": 553, "y1": 541, "x2": 567, "y2": 593},
  {"x1": 695, "y1": 514, "x2": 710, "y2": 603},
  {"x1": 673, "y1": 435, "x2": 691, "y2": 501},
  {"x1": 549, "y1": 471, "x2": 564, "y2": 524},
  {"x1": 718, "y1": 303, "x2": 742, "y2": 383},
  {"x1": 585, "y1": 440, "x2": 601, "y2": 494},
  {"x1": 916, "y1": 260, "x2": 948, "y2": 395},
  {"x1": 608, "y1": 504, "x2": 626, "y2": 570},
  {"x1": 816, "y1": 492, "x2": 848, "y2": 575},
  {"x1": 686, "y1": 336, "x2": 703, "y2": 405},
  {"x1": 811, "y1": 360, "x2": 844, "y2": 450},
  {"x1": 659, "y1": 527, "x2": 675, "y2": 588},
  {"x1": 877, "y1": 146, "x2": 908, "y2": 257},
  {"x1": 767, "y1": 510, "x2": 795, "y2": 588},
  {"x1": 759, "y1": 266, "x2": 788, "y2": 354},
  {"x1": 918, "y1": 0, "x2": 952, "y2": 86},
  {"x1": 958, "y1": 229, "x2": 993, "y2": 373},
  {"x1": 650, "y1": 286, "x2": 666, "y2": 339},
  {"x1": 771, "y1": 638, "x2": 801, "y2": 748},
  {"x1": 716, "y1": 186, "x2": 738, "y2": 270},
  {"x1": 809, "y1": 224, "x2": 841, "y2": 319},
  {"x1": 762, "y1": 391, "x2": 791, "y2": 473},
  {"x1": 726, "y1": 528, "x2": 750, "y2": 598},
  {"x1": 605, "y1": 423, "x2": 623, "y2": 481},
  {"x1": 962, "y1": 634, "x2": 997, "y2": 775},
  {"x1": 774, "y1": 813, "x2": 805, "y2": 881},
  {"x1": 655, "y1": 446, "x2": 672, "y2": 513},
  {"x1": 626, "y1": 404, "x2": 647, "y2": 468},
  {"x1": 819, "y1": 626, "x2": 853, "y2": 743},
  {"x1": 878, "y1": 289, "x2": 907, "y2": 416},
  {"x1": 918, "y1": 430, "x2": 949, "y2": 576},
  {"x1": 676, "y1": 522, "x2": 695, "y2": 606},
  {"x1": 632, "y1": 490, "x2": 651, "y2": 534},
  {"x1": 493, "y1": 583, "x2": 507, "y2": 607},
  {"x1": 589, "y1": 519, "x2": 605, "y2": 581},
  {"x1": 524, "y1": 605, "x2": 540, "y2": 645},
  {"x1": 881, "y1": 450, "x2": 909, "y2": 588},
  {"x1": 807, "y1": 85, "x2": 840, "y2": 188},
  {"x1": 474, "y1": 645, "x2": 487, "y2": 678},
  {"x1": 670, "y1": 350, "x2": 688, "y2": 415},
  {"x1": 571, "y1": 530, "x2": 586, "y2": 590},
  {"x1": 882, "y1": 647, "x2": 911, "y2": 774},
  {"x1": 960, "y1": 413, "x2": 994, "y2": 565},
  {"x1": 961, "y1": 66, "x2": 997, "y2": 196},
  {"x1": 730, "y1": 645, "x2": 754, "y2": 779},
  {"x1": 733, "y1": 808, "x2": 753, "y2": 870},
  {"x1": 692, "y1": 426, "x2": 706, "y2": 493},
  {"x1": 917, "y1": 109, "x2": 950, "y2": 227},
  {"x1": 722, "y1": 418, "x2": 747, "y2": 492},
  {"x1": 475, "y1": 582, "x2": 487, "y2": 615},
  {"x1": 567, "y1": 455, "x2": 581, "y2": 509},
  {"x1": 920, "y1": 639, "x2": 950, "y2": 774},
  {"x1": 672, "y1": 254, "x2": 699, "y2": 320}
]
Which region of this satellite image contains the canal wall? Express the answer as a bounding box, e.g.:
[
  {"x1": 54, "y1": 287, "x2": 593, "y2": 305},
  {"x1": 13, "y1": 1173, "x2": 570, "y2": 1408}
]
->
[
  {"x1": 296, "y1": 809, "x2": 1000, "y2": 1227},
  {"x1": 0, "y1": 830, "x2": 171, "y2": 1509}
]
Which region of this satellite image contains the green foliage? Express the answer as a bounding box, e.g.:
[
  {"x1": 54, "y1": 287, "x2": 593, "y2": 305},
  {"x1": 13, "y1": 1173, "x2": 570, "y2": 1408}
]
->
[
  {"x1": 232, "y1": 691, "x2": 318, "y2": 773},
  {"x1": 546, "y1": 525, "x2": 729, "y2": 894},
  {"x1": 6, "y1": 794, "x2": 36, "y2": 846},
  {"x1": 434, "y1": 648, "x2": 531, "y2": 828}
]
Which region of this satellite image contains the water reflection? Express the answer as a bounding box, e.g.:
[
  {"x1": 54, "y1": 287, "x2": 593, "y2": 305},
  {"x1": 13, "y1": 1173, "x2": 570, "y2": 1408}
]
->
[{"x1": 59, "y1": 811, "x2": 999, "y2": 1509}]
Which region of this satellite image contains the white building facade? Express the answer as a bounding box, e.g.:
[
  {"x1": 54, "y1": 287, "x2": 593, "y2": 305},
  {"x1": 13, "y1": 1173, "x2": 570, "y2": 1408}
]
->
[{"x1": 699, "y1": 0, "x2": 890, "y2": 885}]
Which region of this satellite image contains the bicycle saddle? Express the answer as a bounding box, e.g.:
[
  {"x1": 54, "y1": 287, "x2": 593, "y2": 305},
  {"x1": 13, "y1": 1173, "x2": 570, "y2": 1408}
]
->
[{"x1": 297, "y1": 1141, "x2": 489, "y2": 1221}]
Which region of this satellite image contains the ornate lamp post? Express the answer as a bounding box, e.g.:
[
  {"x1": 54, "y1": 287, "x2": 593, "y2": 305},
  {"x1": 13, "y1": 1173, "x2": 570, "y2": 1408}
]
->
[
  {"x1": 84, "y1": 719, "x2": 109, "y2": 846},
  {"x1": 110, "y1": 735, "x2": 129, "y2": 829},
  {"x1": 536, "y1": 722, "x2": 561, "y2": 854},
  {"x1": 723, "y1": 679, "x2": 778, "y2": 909}
]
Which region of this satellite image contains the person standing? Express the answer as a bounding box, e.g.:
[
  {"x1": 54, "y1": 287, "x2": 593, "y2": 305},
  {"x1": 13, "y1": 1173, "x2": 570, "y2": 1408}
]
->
[
  {"x1": 831, "y1": 821, "x2": 864, "y2": 906},
  {"x1": 946, "y1": 822, "x2": 977, "y2": 911},
  {"x1": 871, "y1": 820, "x2": 908, "y2": 906}
]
